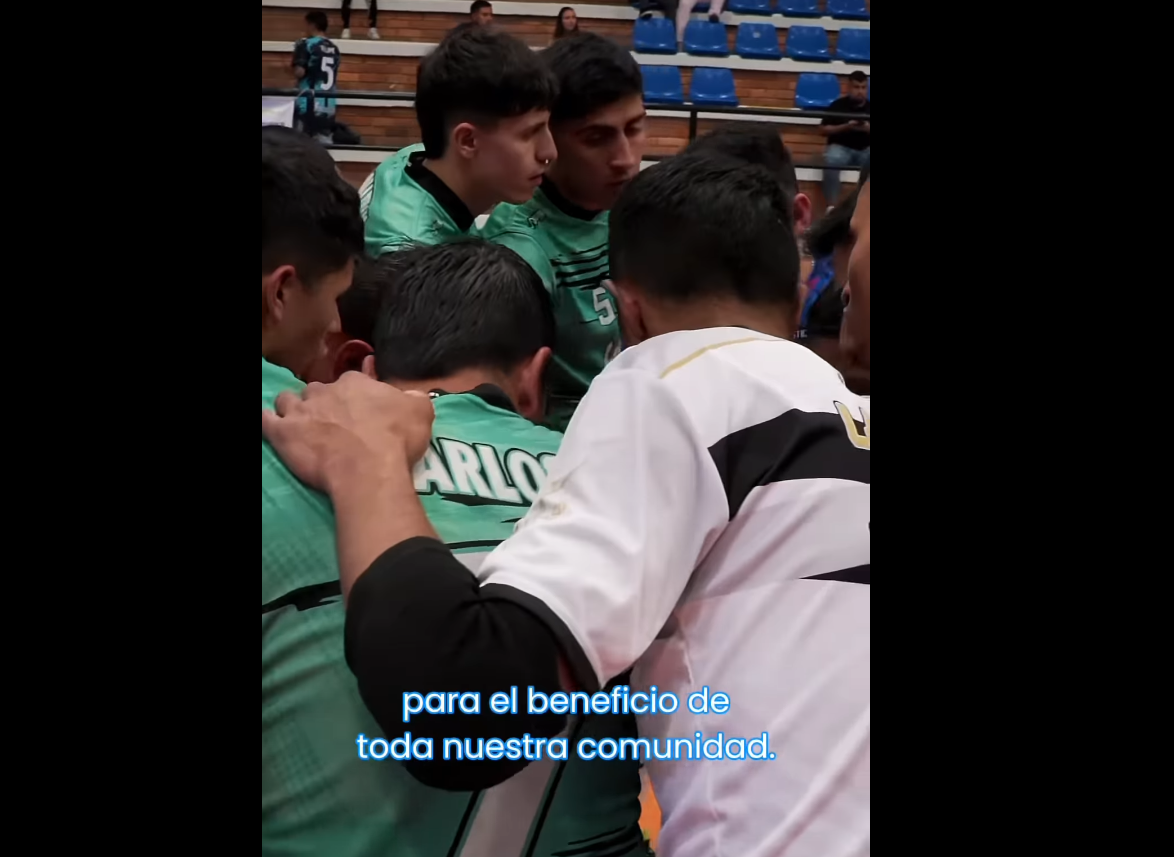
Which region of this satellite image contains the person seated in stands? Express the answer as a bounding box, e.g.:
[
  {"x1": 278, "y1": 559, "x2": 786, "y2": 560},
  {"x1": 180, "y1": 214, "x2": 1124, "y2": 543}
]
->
[
  {"x1": 263, "y1": 237, "x2": 652, "y2": 857},
  {"x1": 674, "y1": 0, "x2": 724, "y2": 52},
  {"x1": 554, "y1": 7, "x2": 579, "y2": 39},
  {"x1": 292, "y1": 11, "x2": 340, "y2": 143},
  {"x1": 360, "y1": 27, "x2": 556, "y2": 254},
  {"x1": 340, "y1": 0, "x2": 379, "y2": 40},
  {"x1": 480, "y1": 34, "x2": 645, "y2": 431},
  {"x1": 819, "y1": 70, "x2": 870, "y2": 209},
  {"x1": 470, "y1": 0, "x2": 494, "y2": 26}
]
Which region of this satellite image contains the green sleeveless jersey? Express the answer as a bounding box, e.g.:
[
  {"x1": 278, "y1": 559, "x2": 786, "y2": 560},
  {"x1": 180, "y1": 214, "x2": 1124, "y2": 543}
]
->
[
  {"x1": 262, "y1": 359, "x2": 648, "y2": 857},
  {"x1": 479, "y1": 182, "x2": 622, "y2": 432},
  {"x1": 361, "y1": 143, "x2": 477, "y2": 256}
]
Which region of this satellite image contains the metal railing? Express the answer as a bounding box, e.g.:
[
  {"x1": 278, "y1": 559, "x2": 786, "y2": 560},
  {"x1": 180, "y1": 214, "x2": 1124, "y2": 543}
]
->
[{"x1": 262, "y1": 86, "x2": 869, "y2": 170}]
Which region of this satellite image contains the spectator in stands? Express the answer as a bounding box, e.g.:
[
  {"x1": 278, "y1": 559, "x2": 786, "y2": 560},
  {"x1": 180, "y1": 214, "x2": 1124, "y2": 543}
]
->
[
  {"x1": 554, "y1": 7, "x2": 579, "y2": 39},
  {"x1": 292, "y1": 12, "x2": 340, "y2": 143},
  {"x1": 480, "y1": 33, "x2": 646, "y2": 431},
  {"x1": 361, "y1": 28, "x2": 557, "y2": 255},
  {"x1": 819, "y1": 70, "x2": 870, "y2": 208},
  {"x1": 340, "y1": 0, "x2": 379, "y2": 40},
  {"x1": 261, "y1": 126, "x2": 363, "y2": 383},
  {"x1": 676, "y1": 0, "x2": 724, "y2": 51},
  {"x1": 470, "y1": 0, "x2": 494, "y2": 26}
]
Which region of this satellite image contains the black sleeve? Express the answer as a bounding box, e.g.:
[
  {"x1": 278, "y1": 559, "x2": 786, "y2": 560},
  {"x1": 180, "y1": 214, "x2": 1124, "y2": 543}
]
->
[
  {"x1": 822, "y1": 97, "x2": 844, "y2": 126},
  {"x1": 344, "y1": 537, "x2": 591, "y2": 792}
]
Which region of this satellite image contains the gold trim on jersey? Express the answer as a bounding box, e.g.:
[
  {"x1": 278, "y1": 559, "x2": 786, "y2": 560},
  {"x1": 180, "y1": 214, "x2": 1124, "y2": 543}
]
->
[{"x1": 659, "y1": 337, "x2": 770, "y2": 379}]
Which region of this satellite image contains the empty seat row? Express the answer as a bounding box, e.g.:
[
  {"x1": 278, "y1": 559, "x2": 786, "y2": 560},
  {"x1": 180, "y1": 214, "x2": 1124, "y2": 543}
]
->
[
  {"x1": 634, "y1": 18, "x2": 870, "y2": 63},
  {"x1": 651, "y1": 0, "x2": 870, "y2": 18},
  {"x1": 641, "y1": 66, "x2": 738, "y2": 106},
  {"x1": 794, "y1": 72, "x2": 869, "y2": 107}
]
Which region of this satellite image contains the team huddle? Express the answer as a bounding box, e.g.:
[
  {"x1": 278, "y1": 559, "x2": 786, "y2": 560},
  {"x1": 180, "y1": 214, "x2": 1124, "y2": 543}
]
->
[{"x1": 262, "y1": 23, "x2": 871, "y2": 857}]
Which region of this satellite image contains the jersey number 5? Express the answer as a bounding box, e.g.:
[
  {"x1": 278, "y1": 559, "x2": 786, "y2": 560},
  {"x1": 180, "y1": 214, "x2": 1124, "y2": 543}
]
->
[
  {"x1": 321, "y1": 56, "x2": 336, "y2": 89},
  {"x1": 593, "y1": 287, "x2": 617, "y2": 326}
]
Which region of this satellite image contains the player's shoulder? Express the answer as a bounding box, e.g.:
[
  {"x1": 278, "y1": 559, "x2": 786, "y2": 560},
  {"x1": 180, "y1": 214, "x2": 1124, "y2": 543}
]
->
[
  {"x1": 261, "y1": 358, "x2": 304, "y2": 410},
  {"x1": 480, "y1": 197, "x2": 545, "y2": 240},
  {"x1": 437, "y1": 391, "x2": 563, "y2": 454},
  {"x1": 602, "y1": 329, "x2": 861, "y2": 435}
]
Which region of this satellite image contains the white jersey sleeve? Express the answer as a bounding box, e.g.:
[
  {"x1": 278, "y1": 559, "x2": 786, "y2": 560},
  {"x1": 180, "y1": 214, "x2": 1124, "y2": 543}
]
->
[{"x1": 478, "y1": 363, "x2": 730, "y2": 690}]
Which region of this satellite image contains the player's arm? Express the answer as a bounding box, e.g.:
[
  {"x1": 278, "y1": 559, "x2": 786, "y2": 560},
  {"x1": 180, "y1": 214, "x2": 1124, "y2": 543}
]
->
[
  {"x1": 292, "y1": 41, "x2": 309, "y2": 81},
  {"x1": 341, "y1": 369, "x2": 727, "y2": 792}
]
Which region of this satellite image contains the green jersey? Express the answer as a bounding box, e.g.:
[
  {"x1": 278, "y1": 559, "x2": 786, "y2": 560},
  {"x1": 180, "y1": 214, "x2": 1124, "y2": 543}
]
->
[
  {"x1": 261, "y1": 359, "x2": 648, "y2": 857},
  {"x1": 480, "y1": 181, "x2": 622, "y2": 432},
  {"x1": 361, "y1": 143, "x2": 477, "y2": 256}
]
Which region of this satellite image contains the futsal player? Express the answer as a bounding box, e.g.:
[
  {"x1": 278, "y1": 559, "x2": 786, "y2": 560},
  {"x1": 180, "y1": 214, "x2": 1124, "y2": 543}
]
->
[
  {"x1": 480, "y1": 33, "x2": 645, "y2": 430},
  {"x1": 361, "y1": 27, "x2": 557, "y2": 255},
  {"x1": 261, "y1": 126, "x2": 362, "y2": 382},
  {"x1": 264, "y1": 233, "x2": 650, "y2": 854},
  {"x1": 292, "y1": 12, "x2": 341, "y2": 142},
  {"x1": 262, "y1": 153, "x2": 872, "y2": 857}
]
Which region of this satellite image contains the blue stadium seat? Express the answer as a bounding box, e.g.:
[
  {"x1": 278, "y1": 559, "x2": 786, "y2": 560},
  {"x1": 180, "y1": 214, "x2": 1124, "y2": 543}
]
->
[
  {"x1": 728, "y1": 0, "x2": 773, "y2": 14},
  {"x1": 641, "y1": 65, "x2": 684, "y2": 104},
  {"x1": 736, "y1": 23, "x2": 781, "y2": 59},
  {"x1": 690, "y1": 67, "x2": 738, "y2": 106},
  {"x1": 694, "y1": 1, "x2": 711, "y2": 10},
  {"x1": 794, "y1": 73, "x2": 842, "y2": 109},
  {"x1": 777, "y1": 0, "x2": 821, "y2": 17},
  {"x1": 786, "y1": 25, "x2": 831, "y2": 61},
  {"x1": 684, "y1": 20, "x2": 729, "y2": 56},
  {"x1": 633, "y1": 17, "x2": 678, "y2": 54},
  {"x1": 836, "y1": 28, "x2": 870, "y2": 63},
  {"x1": 828, "y1": 0, "x2": 870, "y2": 20}
]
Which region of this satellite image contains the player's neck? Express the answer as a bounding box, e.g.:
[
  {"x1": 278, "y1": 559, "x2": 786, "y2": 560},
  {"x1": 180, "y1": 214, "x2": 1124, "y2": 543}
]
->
[
  {"x1": 422, "y1": 157, "x2": 495, "y2": 217},
  {"x1": 386, "y1": 369, "x2": 514, "y2": 402},
  {"x1": 651, "y1": 300, "x2": 797, "y2": 341}
]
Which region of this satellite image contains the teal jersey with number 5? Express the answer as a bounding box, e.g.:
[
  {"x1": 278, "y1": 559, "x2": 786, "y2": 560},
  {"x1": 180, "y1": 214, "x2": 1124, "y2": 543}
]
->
[
  {"x1": 262, "y1": 361, "x2": 648, "y2": 857},
  {"x1": 480, "y1": 183, "x2": 622, "y2": 432}
]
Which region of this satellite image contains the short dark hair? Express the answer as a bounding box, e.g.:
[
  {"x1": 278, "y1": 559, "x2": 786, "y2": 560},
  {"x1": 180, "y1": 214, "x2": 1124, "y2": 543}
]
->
[
  {"x1": 610, "y1": 152, "x2": 799, "y2": 306},
  {"x1": 806, "y1": 160, "x2": 868, "y2": 258},
  {"x1": 542, "y1": 32, "x2": 643, "y2": 125},
  {"x1": 848, "y1": 71, "x2": 868, "y2": 84},
  {"x1": 337, "y1": 256, "x2": 384, "y2": 344},
  {"x1": 685, "y1": 123, "x2": 798, "y2": 203},
  {"x1": 470, "y1": 0, "x2": 492, "y2": 13},
  {"x1": 416, "y1": 28, "x2": 558, "y2": 158},
  {"x1": 261, "y1": 126, "x2": 364, "y2": 285},
  {"x1": 371, "y1": 240, "x2": 556, "y2": 381},
  {"x1": 305, "y1": 11, "x2": 328, "y2": 32}
]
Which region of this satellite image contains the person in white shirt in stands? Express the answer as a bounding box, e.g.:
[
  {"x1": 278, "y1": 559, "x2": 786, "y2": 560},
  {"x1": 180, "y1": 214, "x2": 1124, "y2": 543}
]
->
[{"x1": 261, "y1": 153, "x2": 872, "y2": 857}]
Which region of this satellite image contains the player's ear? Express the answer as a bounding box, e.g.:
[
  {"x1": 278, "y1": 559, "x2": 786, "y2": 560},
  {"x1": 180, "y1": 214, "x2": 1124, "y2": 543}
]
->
[
  {"x1": 514, "y1": 346, "x2": 552, "y2": 423},
  {"x1": 793, "y1": 193, "x2": 813, "y2": 237},
  {"x1": 262, "y1": 265, "x2": 297, "y2": 324},
  {"x1": 609, "y1": 279, "x2": 647, "y2": 348},
  {"x1": 452, "y1": 122, "x2": 478, "y2": 159},
  {"x1": 334, "y1": 339, "x2": 374, "y2": 381}
]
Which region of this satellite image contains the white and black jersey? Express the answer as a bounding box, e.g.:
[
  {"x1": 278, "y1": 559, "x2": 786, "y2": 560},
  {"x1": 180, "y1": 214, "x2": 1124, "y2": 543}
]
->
[{"x1": 346, "y1": 327, "x2": 871, "y2": 857}]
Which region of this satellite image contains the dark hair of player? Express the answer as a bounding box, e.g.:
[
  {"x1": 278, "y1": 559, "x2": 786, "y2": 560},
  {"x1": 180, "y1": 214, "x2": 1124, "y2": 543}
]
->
[
  {"x1": 416, "y1": 28, "x2": 559, "y2": 158},
  {"x1": 806, "y1": 160, "x2": 868, "y2": 258},
  {"x1": 370, "y1": 240, "x2": 557, "y2": 381},
  {"x1": 470, "y1": 1, "x2": 492, "y2": 14},
  {"x1": 684, "y1": 123, "x2": 799, "y2": 203},
  {"x1": 261, "y1": 126, "x2": 364, "y2": 285},
  {"x1": 848, "y1": 70, "x2": 868, "y2": 84},
  {"x1": 610, "y1": 151, "x2": 800, "y2": 306},
  {"x1": 304, "y1": 11, "x2": 328, "y2": 32},
  {"x1": 336, "y1": 256, "x2": 384, "y2": 344},
  {"x1": 542, "y1": 32, "x2": 642, "y2": 126}
]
